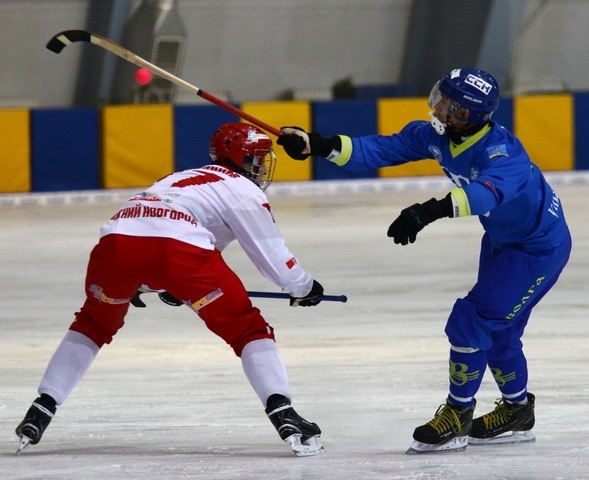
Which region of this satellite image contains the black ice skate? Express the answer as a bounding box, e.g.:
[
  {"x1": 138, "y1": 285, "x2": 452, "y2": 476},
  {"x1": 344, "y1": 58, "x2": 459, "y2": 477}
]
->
[
  {"x1": 15, "y1": 394, "x2": 57, "y2": 455},
  {"x1": 265, "y1": 394, "x2": 323, "y2": 457},
  {"x1": 469, "y1": 393, "x2": 535, "y2": 445},
  {"x1": 406, "y1": 400, "x2": 475, "y2": 454}
]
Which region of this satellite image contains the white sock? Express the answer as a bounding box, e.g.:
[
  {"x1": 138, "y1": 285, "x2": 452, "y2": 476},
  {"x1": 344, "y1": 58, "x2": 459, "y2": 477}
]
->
[
  {"x1": 241, "y1": 338, "x2": 290, "y2": 406},
  {"x1": 38, "y1": 330, "x2": 100, "y2": 405}
]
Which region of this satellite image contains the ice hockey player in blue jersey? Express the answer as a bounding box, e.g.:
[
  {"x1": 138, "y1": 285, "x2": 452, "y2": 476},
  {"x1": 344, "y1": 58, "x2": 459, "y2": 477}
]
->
[{"x1": 277, "y1": 68, "x2": 572, "y2": 453}]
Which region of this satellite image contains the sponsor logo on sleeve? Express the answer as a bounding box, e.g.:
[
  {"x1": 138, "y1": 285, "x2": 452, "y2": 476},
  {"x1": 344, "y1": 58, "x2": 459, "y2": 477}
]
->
[{"x1": 286, "y1": 257, "x2": 297, "y2": 269}]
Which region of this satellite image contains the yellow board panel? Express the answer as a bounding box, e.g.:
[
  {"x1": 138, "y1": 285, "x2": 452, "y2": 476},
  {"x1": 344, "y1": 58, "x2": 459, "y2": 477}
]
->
[
  {"x1": 514, "y1": 94, "x2": 573, "y2": 171},
  {"x1": 377, "y1": 98, "x2": 441, "y2": 177},
  {"x1": 102, "y1": 105, "x2": 173, "y2": 188},
  {"x1": 241, "y1": 101, "x2": 312, "y2": 181},
  {"x1": 0, "y1": 109, "x2": 30, "y2": 192}
]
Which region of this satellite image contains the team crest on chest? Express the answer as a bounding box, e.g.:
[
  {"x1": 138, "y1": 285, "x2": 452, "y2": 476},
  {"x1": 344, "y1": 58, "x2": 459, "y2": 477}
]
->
[{"x1": 469, "y1": 167, "x2": 480, "y2": 180}]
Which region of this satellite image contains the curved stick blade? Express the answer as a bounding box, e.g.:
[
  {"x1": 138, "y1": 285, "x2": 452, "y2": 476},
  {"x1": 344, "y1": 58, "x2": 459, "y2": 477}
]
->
[
  {"x1": 46, "y1": 30, "x2": 91, "y2": 53},
  {"x1": 44, "y1": 29, "x2": 282, "y2": 137}
]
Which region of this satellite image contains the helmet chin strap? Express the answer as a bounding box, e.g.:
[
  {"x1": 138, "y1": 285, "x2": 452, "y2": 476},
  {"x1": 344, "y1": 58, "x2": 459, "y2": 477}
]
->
[
  {"x1": 429, "y1": 111, "x2": 447, "y2": 136},
  {"x1": 429, "y1": 111, "x2": 485, "y2": 143}
]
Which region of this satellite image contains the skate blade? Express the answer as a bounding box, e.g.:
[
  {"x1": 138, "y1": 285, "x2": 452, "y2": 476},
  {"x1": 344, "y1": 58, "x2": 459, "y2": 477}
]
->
[
  {"x1": 285, "y1": 433, "x2": 324, "y2": 457},
  {"x1": 15, "y1": 436, "x2": 32, "y2": 456},
  {"x1": 468, "y1": 430, "x2": 536, "y2": 446},
  {"x1": 405, "y1": 435, "x2": 468, "y2": 454}
]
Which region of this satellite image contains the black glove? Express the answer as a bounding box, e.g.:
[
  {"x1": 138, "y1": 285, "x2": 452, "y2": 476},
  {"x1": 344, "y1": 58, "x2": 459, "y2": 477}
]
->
[
  {"x1": 277, "y1": 126, "x2": 338, "y2": 160},
  {"x1": 289, "y1": 280, "x2": 324, "y2": 307},
  {"x1": 158, "y1": 291, "x2": 183, "y2": 306},
  {"x1": 130, "y1": 290, "x2": 183, "y2": 307},
  {"x1": 387, "y1": 195, "x2": 453, "y2": 245}
]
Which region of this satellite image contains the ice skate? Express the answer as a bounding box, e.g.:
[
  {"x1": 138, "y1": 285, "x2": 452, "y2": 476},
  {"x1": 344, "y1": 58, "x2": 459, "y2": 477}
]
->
[
  {"x1": 265, "y1": 394, "x2": 323, "y2": 457},
  {"x1": 469, "y1": 393, "x2": 535, "y2": 445},
  {"x1": 406, "y1": 400, "x2": 475, "y2": 454},
  {"x1": 15, "y1": 395, "x2": 56, "y2": 455}
]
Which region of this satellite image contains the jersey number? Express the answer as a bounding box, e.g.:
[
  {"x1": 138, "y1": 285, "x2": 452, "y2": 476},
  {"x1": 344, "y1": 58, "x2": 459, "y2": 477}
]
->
[{"x1": 171, "y1": 171, "x2": 225, "y2": 188}]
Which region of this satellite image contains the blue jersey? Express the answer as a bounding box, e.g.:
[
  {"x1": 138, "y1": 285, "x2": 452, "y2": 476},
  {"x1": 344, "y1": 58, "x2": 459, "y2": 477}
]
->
[{"x1": 339, "y1": 121, "x2": 569, "y2": 251}]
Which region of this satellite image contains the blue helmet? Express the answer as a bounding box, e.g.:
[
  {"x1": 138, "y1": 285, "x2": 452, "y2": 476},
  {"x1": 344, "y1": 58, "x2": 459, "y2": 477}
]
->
[{"x1": 437, "y1": 68, "x2": 499, "y2": 125}]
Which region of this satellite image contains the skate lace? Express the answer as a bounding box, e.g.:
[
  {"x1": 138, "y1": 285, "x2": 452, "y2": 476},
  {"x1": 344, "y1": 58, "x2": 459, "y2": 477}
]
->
[
  {"x1": 427, "y1": 404, "x2": 463, "y2": 434},
  {"x1": 483, "y1": 399, "x2": 512, "y2": 429}
]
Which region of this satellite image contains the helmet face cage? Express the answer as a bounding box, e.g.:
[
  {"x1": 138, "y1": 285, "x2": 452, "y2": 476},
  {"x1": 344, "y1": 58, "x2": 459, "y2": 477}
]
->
[
  {"x1": 428, "y1": 81, "x2": 450, "y2": 135},
  {"x1": 248, "y1": 149, "x2": 276, "y2": 192},
  {"x1": 429, "y1": 68, "x2": 499, "y2": 128},
  {"x1": 209, "y1": 123, "x2": 276, "y2": 191}
]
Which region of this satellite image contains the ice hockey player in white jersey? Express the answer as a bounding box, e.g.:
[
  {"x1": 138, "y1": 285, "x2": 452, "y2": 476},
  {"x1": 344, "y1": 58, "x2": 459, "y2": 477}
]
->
[{"x1": 15, "y1": 122, "x2": 325, "y2": 457}]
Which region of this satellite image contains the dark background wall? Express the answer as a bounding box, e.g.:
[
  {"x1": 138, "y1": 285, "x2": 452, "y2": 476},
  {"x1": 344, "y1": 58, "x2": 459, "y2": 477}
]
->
[{"x1": 1, "y1": 0, "x2": 587, "y2": 108}]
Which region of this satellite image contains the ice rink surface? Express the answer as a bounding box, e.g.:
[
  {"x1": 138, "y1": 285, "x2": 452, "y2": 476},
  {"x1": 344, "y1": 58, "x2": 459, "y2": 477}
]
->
[{"x1": 1, "y1": 174, "x2": 588, "y2": 480}]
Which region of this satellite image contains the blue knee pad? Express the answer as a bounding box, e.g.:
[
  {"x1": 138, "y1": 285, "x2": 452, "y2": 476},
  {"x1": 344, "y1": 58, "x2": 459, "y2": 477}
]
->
[{"x1": 445, "y1": 298, "x2": 495, "y2": 351}]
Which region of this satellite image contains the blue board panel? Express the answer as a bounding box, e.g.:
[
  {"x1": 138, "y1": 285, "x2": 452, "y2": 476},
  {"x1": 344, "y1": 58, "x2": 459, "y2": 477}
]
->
[
  {"x1": 312, "y1": 100, "x2": 378, "y2": 180},
  {"x1": 31, "y1": 108, "x2": 99, "y2": 192},
  {"x1": 574, "y1": 92, "x2": 589, "y2": 170},
  {"x1": 174, "y1": 105, "x2": 238, "y2": 171}
]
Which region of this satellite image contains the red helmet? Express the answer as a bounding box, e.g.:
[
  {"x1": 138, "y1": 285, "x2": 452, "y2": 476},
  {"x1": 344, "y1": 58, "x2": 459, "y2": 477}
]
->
[{"x1": 209, "y1": 122, "x2": 276, "y2": 190}]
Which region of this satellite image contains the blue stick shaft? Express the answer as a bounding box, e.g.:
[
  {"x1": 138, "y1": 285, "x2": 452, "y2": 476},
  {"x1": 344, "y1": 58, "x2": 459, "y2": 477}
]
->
[{"x1": 247, "y1": 291, "x2": 348, "y2": 303}]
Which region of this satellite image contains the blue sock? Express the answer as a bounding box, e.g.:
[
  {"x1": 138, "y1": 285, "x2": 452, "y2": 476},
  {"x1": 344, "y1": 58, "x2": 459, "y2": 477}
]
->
[
  {"x1": 487, "y1": 350, "x2": 529, "y2": 403},
  {"x1": 447, "y1": 348, "x2": 487, "y2": 407}
]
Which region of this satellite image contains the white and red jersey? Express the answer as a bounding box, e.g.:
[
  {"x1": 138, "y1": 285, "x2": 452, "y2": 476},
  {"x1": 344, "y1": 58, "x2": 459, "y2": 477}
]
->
[{"x1": 100, "y1": 165, "x2": 313, "y2": 298}]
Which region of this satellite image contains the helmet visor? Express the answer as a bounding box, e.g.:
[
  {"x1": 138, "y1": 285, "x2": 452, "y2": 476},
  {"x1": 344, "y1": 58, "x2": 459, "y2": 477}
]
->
[
  {"x1": 429, "y1": 80, "x2": 469, "y2": 125},
  {"x1": 428, "y1": 80, "x2": 443, "y2": 110}
]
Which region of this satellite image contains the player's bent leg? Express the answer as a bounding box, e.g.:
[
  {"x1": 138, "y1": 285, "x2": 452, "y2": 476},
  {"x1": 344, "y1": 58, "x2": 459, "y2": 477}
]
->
[
  {"x1": 196, "y1": 291, "x2": 274, "y2": 356},
  {"x1": 164, "y1": 244, "x2": 275, "y2": 355},
  {"x1": 201, "y1": 300, "x2": 322, "y2": 456},
  {"x1": 241, "y1": 339, "x2": 290, "y2": 404},
  {"x1": 169, "y1": 247, "x2": 321, "y2": 455},
  {"x1": 407, "y1": 300, "x2": 487, "y2": 454},
  {"x1": 187, "y1": 255, "x2": 275, "y2": 356},
  {"x1": 72, "y1": 236, "x2": 140, "y2": 347},
  {"x1": 241, "y1": 339, "x2": 322, "y2": 456},
  {"x1": 38, "y1": 330, "x2": 100, "y2": 405},
  {"x1": 15, "y1": 330, "x2": 100, "y2": 455}
]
